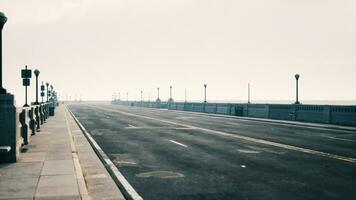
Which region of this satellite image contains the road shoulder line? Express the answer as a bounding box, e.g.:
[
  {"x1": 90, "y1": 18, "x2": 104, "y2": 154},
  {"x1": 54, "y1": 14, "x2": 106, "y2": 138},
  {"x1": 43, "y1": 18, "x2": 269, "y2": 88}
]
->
[{"x1": 66, "y1": 106, "x2": 143, "y2": 200}]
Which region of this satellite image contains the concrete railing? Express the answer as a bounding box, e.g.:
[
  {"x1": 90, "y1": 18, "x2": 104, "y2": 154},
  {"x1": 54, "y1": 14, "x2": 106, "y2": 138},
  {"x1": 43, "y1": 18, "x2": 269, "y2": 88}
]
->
[
  {"x1": 0, "y1": 101, "x2": 53, "y2": 163},
  {"x1": 111, "y1": 100, "x2": 356, "y2": 127}
]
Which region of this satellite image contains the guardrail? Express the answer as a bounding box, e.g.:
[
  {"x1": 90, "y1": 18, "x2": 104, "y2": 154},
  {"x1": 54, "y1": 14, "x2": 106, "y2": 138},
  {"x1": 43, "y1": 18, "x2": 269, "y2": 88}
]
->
[
  {"x1": 111, "y1": 100, "x2": 356, "y2": 127},
  {"x1": 0, "y1": 102, "x2": 53, "y2": 163}
]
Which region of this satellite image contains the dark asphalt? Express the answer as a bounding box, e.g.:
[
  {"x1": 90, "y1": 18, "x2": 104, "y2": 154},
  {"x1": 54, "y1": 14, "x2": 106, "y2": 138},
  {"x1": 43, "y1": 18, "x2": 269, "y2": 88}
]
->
[{"x1": 68, "y1": 102, "x2": 356, "y2": 200}]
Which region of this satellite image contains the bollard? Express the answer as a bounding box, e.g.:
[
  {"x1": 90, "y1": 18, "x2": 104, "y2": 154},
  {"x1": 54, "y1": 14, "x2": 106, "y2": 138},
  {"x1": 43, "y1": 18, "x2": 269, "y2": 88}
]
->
[
  {"x1": 28, "y1": 107, "x2": 37, "y2": 135},
  {"x1": 34, "y1": 105, "x2": 40, "y2": 131},
  {"x1": 19, "y1": 108, "x2": 30, "y2": 145}
]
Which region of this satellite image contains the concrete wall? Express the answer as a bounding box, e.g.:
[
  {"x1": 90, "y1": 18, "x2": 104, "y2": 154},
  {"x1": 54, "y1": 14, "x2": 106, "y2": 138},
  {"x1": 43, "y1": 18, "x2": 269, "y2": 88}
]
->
[{"x1": 112, "y1": 100, "x2": 356, "y2": 127}]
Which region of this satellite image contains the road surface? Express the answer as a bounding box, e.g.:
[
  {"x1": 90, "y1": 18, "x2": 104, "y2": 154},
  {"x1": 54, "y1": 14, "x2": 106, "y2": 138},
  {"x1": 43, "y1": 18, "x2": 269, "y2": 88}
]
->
[{"x1": 68, "y1": 102, "x2": 356, "y2": 200}]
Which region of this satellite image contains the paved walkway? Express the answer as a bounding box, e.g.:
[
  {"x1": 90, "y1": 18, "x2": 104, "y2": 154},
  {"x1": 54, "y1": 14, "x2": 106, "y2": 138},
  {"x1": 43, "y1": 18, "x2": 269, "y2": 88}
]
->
[{"x1": 0, "y1": 105, "x2": 125, "y2": 200}]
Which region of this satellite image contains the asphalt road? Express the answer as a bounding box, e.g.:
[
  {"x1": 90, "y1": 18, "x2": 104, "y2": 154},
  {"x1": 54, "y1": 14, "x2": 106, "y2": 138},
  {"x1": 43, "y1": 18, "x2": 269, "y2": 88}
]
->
[{"x1": 68, "y1": 102, "x2": 356, "y2": 200}]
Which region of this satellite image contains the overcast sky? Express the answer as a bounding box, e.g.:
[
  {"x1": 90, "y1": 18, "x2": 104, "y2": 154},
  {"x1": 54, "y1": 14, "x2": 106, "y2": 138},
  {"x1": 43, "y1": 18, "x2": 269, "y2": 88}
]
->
[{"x1": 1, "y1": 0, "x2": 356, "y2": 104}]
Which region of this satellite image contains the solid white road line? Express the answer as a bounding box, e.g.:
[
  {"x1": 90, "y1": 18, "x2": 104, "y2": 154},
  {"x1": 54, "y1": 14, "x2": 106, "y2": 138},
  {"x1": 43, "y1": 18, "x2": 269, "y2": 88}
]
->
[
  {"x1": 88, "y1": 105, "x2": 356, "y2": 163},
  {"x1": 67, "y1": 107, "x2": 143, "y2": 200},
  {"x1": 169, "y1": 140, "x2": 188, "y2": 148}
]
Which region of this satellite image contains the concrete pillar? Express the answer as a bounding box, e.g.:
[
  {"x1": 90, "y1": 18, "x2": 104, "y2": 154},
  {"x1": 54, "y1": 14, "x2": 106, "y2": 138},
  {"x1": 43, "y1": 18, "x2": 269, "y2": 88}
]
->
[{"x1": 0, "y1": 94, "x2": 21, "y2": 163}]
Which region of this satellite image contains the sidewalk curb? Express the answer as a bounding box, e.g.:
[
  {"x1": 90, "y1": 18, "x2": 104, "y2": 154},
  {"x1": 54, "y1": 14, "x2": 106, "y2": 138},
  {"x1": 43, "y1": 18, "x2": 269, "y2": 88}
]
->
[
  {"x1": 64, "y1": 109, "x2": 91, "y2": 200},
  {"x1": 66, "y1": 106, "x2": 143, "y2": 200}
]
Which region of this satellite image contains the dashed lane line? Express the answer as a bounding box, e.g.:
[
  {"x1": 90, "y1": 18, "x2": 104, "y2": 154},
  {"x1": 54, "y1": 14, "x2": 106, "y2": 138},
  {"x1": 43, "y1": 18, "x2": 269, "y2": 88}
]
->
[{"x1": 169, "y1": 140, "x2": 188, "y2": 148}]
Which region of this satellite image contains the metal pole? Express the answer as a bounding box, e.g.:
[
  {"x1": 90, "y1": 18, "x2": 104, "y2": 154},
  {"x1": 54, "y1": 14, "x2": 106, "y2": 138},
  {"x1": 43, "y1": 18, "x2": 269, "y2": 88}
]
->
[
  {"x1": 46, "y1": 83, "x2": 49, "y2": 102},
  {"x1": 36, "y1": 75, "x2": 38, "y2": 103},
  {"x1": 170, "y1": 86, "x2": 172, "y2": 99},
  {"x1": 204, "y1": 84, "x2": 207, "y2": 103},
  {"x1": 24, "y1": 85, "x2": 28, "y2": 107},
  {"x1": 295, "y1": 74, "x2": 300, "y2": 104},
  {"x1": 296, "y1": 79, "x2": 299, "y2": 104},
  {"x1": 0, "y1": 12, "x2": 7, "y2": 94},
  {"x1": 185, "y1": 89, "x2": 187, "y2": 102},
  {"x1": 157, "y1": 87, "x2": 160, "y2": 99},
  {"x1": 126, "y1": 92, "x2": 128, "y2": 101},
  {"x1": 248, "y1": 83, "x2": 250, "y2": 104},
  {"x1": 141, "y1": 91, "x2": 143, "y2": 102}
]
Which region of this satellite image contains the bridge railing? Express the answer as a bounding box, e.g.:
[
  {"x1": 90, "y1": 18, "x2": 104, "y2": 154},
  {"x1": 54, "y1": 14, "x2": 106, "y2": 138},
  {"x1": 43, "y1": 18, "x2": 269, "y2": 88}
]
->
[
  {"x1": 0, "y1": 102, "x2": 53, "y2": 163},
  {"x1": 111, "y1": 100, "x2": 356, "y2": 127}
]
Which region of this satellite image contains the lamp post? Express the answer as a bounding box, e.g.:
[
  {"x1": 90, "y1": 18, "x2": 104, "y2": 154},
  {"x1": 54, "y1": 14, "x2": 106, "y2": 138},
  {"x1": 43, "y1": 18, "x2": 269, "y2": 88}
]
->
[
  {"x1": 126, "y1": 92, "x2": 128, "y2": 102},
  {"x1": 41, "y1": 81, "x2": 45, "y2": 103},
  {"x1": 248, "y1": 83, "x2": 251, "y2": 104},
  {"x1": 295, "y1": 74, "x2": 300, "y2": 104},
  {"x1": 21, "y1": 65, "x2": 31, "y2": 107},
  {"x1": 185, "y1": 88, "x2": 187, "y2": 102},
  {"x1": 34, "y1": 69, "x2": 40, "y2": 105},
  {"x1": 46, "y1": 82, "x2": 49, "y2": 102},
  {"x1": 204, "y1": 84, "x2": 207, "y2": 103},
  {"x1": 168, "y1": 86, "x2": 174, "y2": 102},
  {"x1": 0, "y1": 12, "x2": 7, "y2": 94},
  {"x1": 141, "y1": 90, "x2": 143, "y2": 102}
]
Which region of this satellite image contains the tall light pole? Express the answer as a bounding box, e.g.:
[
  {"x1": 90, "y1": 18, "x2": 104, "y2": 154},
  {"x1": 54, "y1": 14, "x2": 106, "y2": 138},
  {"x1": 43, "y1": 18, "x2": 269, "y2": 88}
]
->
[
  {"x1": 126, "y1": 92, "x2": 128, "y2": 102},
  {"x1": 34, "y1": 69, "x2": 40, "y2": 105},
  {"x1": 204, "y1": 84, "x2": 207, "y2": 103},
  {"x1": 295, "y1": 74, "x2": 300, "y2": 104},
  {"x1": 141, "y1": 90, "x2": 143, "y2": 102},
  {"x1": 46, "y1": 82, "x2": 49, "y2": 102},
  {"x1": 118, "y1": 92, "x2": 121, "y2": 100},
  {"x1": 168, "y1": 86, "x2": 173, "y2": 102},
  {"x1": 0, "y1": 12, "x2": 7, "y2": 94},
  {"x1": 248, "y1": 83, "x2": 251, "y2": 104},
  {"x1": 185, "y1": 88, "x2": 187, "y2": 102}
]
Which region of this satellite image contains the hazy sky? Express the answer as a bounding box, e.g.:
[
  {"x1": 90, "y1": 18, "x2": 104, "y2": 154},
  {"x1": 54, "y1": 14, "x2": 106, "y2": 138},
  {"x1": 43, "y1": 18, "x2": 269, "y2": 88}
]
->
[{"x1": 1, "y1": 0, "x2": 356, "y2": 104}]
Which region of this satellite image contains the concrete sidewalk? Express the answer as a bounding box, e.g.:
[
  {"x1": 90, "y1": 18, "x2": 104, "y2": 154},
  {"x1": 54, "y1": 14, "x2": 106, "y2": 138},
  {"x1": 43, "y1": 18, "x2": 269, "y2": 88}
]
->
[{"x1": 0, "y1": 105, "x2": 125, "y2": 200}]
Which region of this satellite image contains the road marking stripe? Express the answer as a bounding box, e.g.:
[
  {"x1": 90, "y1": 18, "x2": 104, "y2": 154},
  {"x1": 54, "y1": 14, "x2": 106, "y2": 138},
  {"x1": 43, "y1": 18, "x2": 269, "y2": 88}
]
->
[
  {"x1": 67, "y1": 106, "x2": 143, "y2": 200},
  {"x1": 89, "y1": 105, "x2": 356, "y2": 163},
  {"x1": 169, "y1": 140, "x2": 188, "y2": 148},
  {"x1": 320, "y1": 135, "x2": 355, "y2": 142}
]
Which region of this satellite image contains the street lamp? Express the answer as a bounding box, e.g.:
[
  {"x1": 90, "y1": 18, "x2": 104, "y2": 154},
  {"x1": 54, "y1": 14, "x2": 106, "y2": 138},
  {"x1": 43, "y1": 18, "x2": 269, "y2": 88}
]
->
[
  {"x1": 168, "y1": 86, "x2": 174, "y2": 102},
  {"x1": 141, "y1": 90, "x2": 143, "y2": 102},
  {"x1": 126, "y1": 92, "x2": 128, "y2": 102},
  {"x1": 204, "y1": 84, "x2": 207, "y2": 103},
  {"x1": 46, "y1": 82, "x2": 49, "y2": 102},
  {"x1": 0, "y1": 12, "x2": 8, "y2": 94},
  {"x1": 156, "y1": 87, "x2": 161, "y2": 102},
  {"x1": 21, "y1": 65, "x2": 31, "y2": 107},
  {"x1": 248, "y1": 83, "x2": 251, "y2": 104},
  {"x1": 41, "y1": 81, "x2": 45, "y2": 103},
  {"x1": 33, "y1": 69, "x2": 40, "y2": 105},
  {"x1": 185, "y1": 88, "x2": 187, "y2": 102},
  {"x1": 295, "y1": 74, "x2": 300, "y2": 104}
]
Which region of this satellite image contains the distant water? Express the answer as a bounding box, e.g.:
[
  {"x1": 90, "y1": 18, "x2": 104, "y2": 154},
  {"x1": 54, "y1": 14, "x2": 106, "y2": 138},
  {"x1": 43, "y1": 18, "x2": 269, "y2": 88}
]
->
[{"x1": 176, "y1": 100, "x2": 356, "y2": 106}]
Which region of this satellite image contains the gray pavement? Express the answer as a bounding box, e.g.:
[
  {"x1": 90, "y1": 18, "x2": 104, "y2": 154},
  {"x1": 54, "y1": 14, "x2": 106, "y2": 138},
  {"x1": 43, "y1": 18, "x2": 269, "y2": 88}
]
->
[
  {"x1": 68, "y1": 102, "x2": 356, "y2": 200},
  {"x1": 0, "y1": 105, "x2": 125, "y2": 200}
]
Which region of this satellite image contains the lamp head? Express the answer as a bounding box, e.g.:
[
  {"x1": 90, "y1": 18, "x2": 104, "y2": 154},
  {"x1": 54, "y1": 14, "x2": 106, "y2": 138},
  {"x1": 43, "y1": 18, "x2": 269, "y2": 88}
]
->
[
  {"x1": 0, "y1": 12, "x2": 7, "y2": 29},
  {"x1": 295, "y1": 74, "x2": 300, "y2": 80},
  {"x1": 34, "y1": 69, "x2": 40, "y2": 76},
  {"x1": 204, "y1": 84, "x2": 207, "y2": 88},
  {"x1": 46, "y1": 82, "x2": 49, "y2": 87}
]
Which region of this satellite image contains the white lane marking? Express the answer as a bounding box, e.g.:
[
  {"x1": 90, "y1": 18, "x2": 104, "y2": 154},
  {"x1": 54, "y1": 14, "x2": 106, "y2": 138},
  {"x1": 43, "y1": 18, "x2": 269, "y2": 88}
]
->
[
  {"x1": 320, "y1": 135, "x2": 355, "y2": 142},
  {"x1": 128, "y1": 124, "x2": 135, "y2": 127},
  {"x1": 67, "y1": 107, "x2": 143, "y2": 200},
  {"x1": 169, "y1": 140, "x2": 188, "y2": 148},
  {"x1": 89, "y1": 105, "x2": 356, "y2": 163}
]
